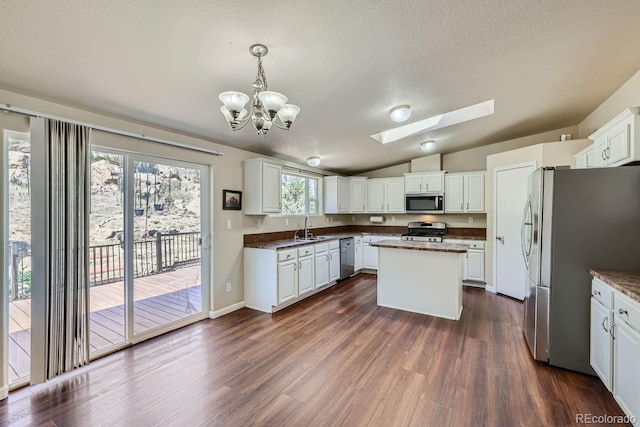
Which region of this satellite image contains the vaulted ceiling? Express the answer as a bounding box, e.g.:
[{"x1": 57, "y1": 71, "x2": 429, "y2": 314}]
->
[{"x1": 2, "y1": 1, "x2": 640, "y2": 173}]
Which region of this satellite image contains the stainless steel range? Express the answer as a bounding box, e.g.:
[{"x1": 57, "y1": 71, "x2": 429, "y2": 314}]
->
[{"x1": 401, "y1": 222, "x2": 447, "y2": 242}]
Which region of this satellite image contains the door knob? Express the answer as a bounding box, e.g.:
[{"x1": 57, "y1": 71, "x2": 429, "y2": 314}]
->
[{"x1": 496, "y1": 236, "x2": 504, "y2": 243}]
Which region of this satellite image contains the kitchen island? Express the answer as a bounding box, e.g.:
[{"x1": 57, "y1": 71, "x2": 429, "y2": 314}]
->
[{"x1": 370, "y1": 240, "x2": 469, "y2": 320}]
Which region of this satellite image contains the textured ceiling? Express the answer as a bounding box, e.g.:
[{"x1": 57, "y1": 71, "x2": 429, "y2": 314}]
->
[{"x1": 1, "y1": 0, "x2": 640, "y2": 174}]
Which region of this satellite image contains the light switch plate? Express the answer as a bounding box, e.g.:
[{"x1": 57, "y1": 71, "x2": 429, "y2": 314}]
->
[
  {"x1": 226, "y1": 219, "x2": 232, "y2": 229},
  {"x1": 468, "y1": 216, "x2": 473, "y2": 223},
  {"x1": 257, "y1": 219, "x2": 262, "y2": 228}
]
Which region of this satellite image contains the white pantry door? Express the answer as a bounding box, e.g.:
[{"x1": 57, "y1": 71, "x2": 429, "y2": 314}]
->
[{"x1": 494, "y1": 162, "x2": 535, "y2": 300}]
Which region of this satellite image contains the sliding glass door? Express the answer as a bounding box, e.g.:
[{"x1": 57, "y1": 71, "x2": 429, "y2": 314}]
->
[
  {"x1": 4, "y1": 131, "x2": 32, "y2": 386},
  {"x1": 89, "y1": 150, "x2": 209, "y2": 357}
]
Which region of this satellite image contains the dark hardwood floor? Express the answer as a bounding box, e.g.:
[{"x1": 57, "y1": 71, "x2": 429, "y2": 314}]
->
[{"x1": 0, "y1": 274, "x2": 629, "y2": 426}]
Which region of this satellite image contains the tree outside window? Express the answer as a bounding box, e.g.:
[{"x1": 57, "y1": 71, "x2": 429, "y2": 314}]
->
[{"x1": 282, "y1": 173, "x2": 318, "y2": 215}]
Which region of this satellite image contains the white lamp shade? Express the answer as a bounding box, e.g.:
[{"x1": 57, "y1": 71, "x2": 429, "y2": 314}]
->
[
  {"x1": 277, "y1": 104, "x2": 301, "y2": 125},
  {"x1": 258, "y1": 91, "x2": 288, "y2": 112},
  {"x1": 307, "y1": 156, "x2": 321, "y2": 167},
  {"x1": 219, "y1": 91, "x2": 250, "y2": 113},
  {"x1": 390, "y1": 105, "x2": 411, "y2": 122}
]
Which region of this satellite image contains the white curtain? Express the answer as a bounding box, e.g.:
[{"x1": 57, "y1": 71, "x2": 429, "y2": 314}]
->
[{"x1": 41, "y1": 119, "x2": 91, "y2": 379}]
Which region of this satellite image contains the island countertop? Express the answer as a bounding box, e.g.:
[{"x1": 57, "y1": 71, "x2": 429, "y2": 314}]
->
[
  {"x1": 590, "y1": 269, "x2": 640, "y2": 303},
  {"x1": 370, "y1": 240, "x2": 469, "y2": 253}
]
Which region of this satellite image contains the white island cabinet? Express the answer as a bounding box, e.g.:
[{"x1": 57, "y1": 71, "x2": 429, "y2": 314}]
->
[{"x1": 371, "y1": 240, "x2": 468, "y2": 320}]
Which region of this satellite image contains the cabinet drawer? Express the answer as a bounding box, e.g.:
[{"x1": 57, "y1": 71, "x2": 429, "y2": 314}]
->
[
  {"x1": 277, "y1": 249, "x2": 297, "y2": 262},
  {"x1": 297, "y1": 246, "x2": 314, "y2": 257},
  {"x1": 314, "y1": 242, "x2": 329, "y2": 253},
  {"x1": 467, "y1": 241, "x2": 485, "y2": 249},
  {"x1": 615, "y1": 292, "x2": 640, "y2": 332},
  {"x1": 354, "y1": 236, "x2": 362, "y2": 244},
  {"x1": 328, "y1": 240, "x2": 340, "y2": 250},
  {"x1": 592, "y1": 278, "x2": 613, "y2": 309}
]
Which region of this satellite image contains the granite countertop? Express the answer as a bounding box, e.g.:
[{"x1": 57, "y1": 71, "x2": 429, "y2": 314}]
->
[
  {"x1": 245, "y1": 232, "x2": 484, "y2": 250},
  {"x1": 370, "y1": 239, "x2": 469, "y2": 253},
  {"x1": 590, "y1": 269, "x2": 640, "y2": 303}
]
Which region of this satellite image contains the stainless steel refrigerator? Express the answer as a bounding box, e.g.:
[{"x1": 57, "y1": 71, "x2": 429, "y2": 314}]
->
[{"x1": 522, "y1": 166, "x2": 640, "y2": 375}]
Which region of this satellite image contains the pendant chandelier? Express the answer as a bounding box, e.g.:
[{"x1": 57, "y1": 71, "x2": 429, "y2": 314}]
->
[{"x1": 219, "y1": 44, "x2": 301, "y2": 136}]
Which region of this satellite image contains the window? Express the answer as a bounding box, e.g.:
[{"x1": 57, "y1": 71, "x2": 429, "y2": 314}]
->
[{"x1": 281, "y1": 172, "x2": 319, "y2": 215}]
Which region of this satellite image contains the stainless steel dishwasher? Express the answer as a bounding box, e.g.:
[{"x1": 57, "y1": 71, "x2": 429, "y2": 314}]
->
[{"x1": 339, "y1": 237, "x2": 355, "y2": 280}]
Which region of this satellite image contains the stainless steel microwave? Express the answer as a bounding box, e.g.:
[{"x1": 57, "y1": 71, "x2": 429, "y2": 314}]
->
[{"x1": 405, "y1": 193, "x2": 444, "y2": 214}]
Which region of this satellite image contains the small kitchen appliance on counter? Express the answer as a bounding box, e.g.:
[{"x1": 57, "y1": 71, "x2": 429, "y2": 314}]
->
[{"x1": 401, "y1": 222, "x2": 447, "y2": 242}]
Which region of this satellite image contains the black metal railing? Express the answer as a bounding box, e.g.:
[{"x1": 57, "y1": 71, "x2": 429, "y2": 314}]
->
[{"x1": 9, "y1": 231, "x2": 202, "y2": 300}]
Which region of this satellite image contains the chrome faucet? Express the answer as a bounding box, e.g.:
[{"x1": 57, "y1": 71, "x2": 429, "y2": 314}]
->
[{"x1": 304, "y1": 215, "x2": 312, "y2": 239}]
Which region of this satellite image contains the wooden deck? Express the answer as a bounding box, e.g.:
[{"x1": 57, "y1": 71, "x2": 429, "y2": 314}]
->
[{"x1": 8, "y1": 265, "x2": 202, "y2": 384}]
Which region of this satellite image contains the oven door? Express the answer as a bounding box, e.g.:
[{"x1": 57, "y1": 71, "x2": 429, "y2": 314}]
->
[{"x1": 405, "y1": 194, "x2": 444, "y2": 214}]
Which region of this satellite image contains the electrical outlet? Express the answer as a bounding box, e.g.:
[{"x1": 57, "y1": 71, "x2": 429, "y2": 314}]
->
[
  {"x1": 257, "y1": 219, "x2": 262, "y2": 228},
  {"x1": 468, "y1": 216, "x2": 474, "y2": 223},
  {"x1": 226, "y1": 282, "x2": 231, "y2": 292},
  {"x1": 226, "y1": 219, "x2": 232, "y2": 230},
  {"x1": 285, "y1": 218, "x2": 289, "y2": 226},
  {"x1": 391, "y1": 216, "x2": 396, "y2": 222}
]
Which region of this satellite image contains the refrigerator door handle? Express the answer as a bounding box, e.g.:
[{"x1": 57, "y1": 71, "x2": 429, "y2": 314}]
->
[{"x1": 521, "y1": 198, "x2": 532, "y2": 265}]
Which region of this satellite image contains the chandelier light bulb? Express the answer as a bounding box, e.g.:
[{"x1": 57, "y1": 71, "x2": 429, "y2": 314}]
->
[
  {"x1": 307, "y1": 156, "x2": 321, "y2": 167},
  {"x1": 420, "y1": 140, "x2": 436, "y2": 151},
  {"x1": 390, "y1": 105, "x2": 411, "y2": 122}
]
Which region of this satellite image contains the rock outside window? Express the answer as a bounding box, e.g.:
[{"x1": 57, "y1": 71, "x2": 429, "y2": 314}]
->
[{"x1": 223, "y1": 190, "x2": 242, "y2": 210}]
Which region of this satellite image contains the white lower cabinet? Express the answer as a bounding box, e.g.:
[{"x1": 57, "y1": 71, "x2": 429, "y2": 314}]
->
[
  {"x1": 590, "y1": 297, "x2": 613, "y2": 390},
  {"x1": 443, "y1": 239, "x2": 486, "y2": 282},
  {"x1": 314, "y1": 249, "x2": 329, "y2": 288},
  {"x1": 245, "y1": 240, "x2": 344, "y2": 313},
  {"x1": 277, "y1": 258, "x2": 298, "y2": 305},
  {"x1": 354, "y1": 237, "x2": 363, "y2": 271},
  {"x1": 590, "y1": 278, "x2": 640, "y2": 424},
  {"x1": 298, "y1": 254, "x2": 315, "y2": 296},
  {"x1": 329, "y1": 247, "x2": 340, "y2": 282},
  {"x1": 363, "y1": 243, "x2": 378, "y2": 270}
]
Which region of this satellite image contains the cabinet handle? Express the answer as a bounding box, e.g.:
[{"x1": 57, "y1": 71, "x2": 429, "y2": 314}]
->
[
  {"x1": 387, "y1": 204, "x2": 389, "y2": 210},
  {"x1": 606, "y1": 147, "x2": 610, "y2": 159},
  {"x1": 619, "y1": 308, "x2": 628, "y2": 316},
  {"x1": 466, "y1": 203, "x2": 469, "y2": 209},
  {"x1": 426, "y1": 183, "x2": 429, "y2": 190},
  {"x1": 609, "y1": 322, "x2": 616, "y2": 339},
  {"x1": 602, "y1": 315, "x2": 609, "y2": 333},
  {"x1": 294, "y1": 264, "x2": 297, "y2": 271},
  {"x1": 602, "y1": 150, "x2": 607, "y2": 161},
  {"x1": 420, "y1": 183, "x2": 422, "y2": 191},
  {"x1": 381, "y1": 204, "x2": 384, "y2": 210},
  {"x1": 460, "y1": 203, "x2": 463, "y2": 210},
  {"x1": 592, "y1": 290, "x2": 601, "y2": 297}
]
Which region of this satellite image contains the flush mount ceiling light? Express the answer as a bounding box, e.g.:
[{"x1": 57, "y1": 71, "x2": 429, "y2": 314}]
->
[
  {"x1": 371, "y1": 99, "x2": 495, "y2": 144},
  {"x1": 307, "y1": 156, "x2": 321, "y2": 167},
  {"x1": 420, "y1": 141, "x2": 436, "y2": 151},
  {"x1": 389, "y1": 105, "x2": 411, "y2": 122},
  {"x1": 219, "y1": 44, "x2": 301, "y2": 137}
]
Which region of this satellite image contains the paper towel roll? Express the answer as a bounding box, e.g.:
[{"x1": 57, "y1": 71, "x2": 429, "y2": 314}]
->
[{"x1": 369, "y1": 216, "x2": 386, "y2": 223}]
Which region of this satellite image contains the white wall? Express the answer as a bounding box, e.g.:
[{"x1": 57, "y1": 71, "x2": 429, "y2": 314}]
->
[{"x1": 579, "y1": 69, "x2": 640, "y2": 137}]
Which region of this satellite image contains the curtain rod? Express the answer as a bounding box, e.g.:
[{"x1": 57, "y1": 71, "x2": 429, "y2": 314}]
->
[{"x1": 0, "y1": 103, "x2": 224, "y2": 156}]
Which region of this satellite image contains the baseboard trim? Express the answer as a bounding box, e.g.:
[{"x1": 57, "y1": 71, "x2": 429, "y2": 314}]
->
[
  {"x1": 209, "y1": 301, "x2": 245, "y2": 319},
  {"x1": 1, "y1": 384, "x2": 8, "y2": 400},
  {"x1": 485, "y1": 284, "x2": 497, "y2": 293}
]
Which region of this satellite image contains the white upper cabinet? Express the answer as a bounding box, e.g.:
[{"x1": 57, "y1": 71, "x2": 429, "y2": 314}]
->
[
  {"x1": 385, "y1": 178, "x2": 405, "y2": 212},
  {"x1": 350, "y1": 177, "x2": 367, "y2": 213},
  {"x1": 324, "y1": 176, "x2": 351, "y2": 214},
  {"x1": 404, "y1": 172, "x2": 444, "y2": 193},
  {"x1": 589, "y1": 107, "x2": 640, "y2": 167},
  {"x1": 445, "y1": 172, "x2": 485, "y2": 213},
  {"x1": 574, "y1": 145, "x2": 595, "y2": 169},
  {"x1": 244, "y1": 159, "x2": 282, "y2": 215},
  {"x1": 366, "y1": 178, "x2": 404, "y2": 213},
  {"x1": 367, "y1": 179, "x2": 386, "y2": 213}
]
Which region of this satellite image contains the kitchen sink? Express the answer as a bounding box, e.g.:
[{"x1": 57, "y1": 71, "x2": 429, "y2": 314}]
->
[{"x1": 296, "y1": 236, "x2": 332, "y2": 242}]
